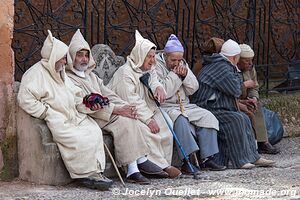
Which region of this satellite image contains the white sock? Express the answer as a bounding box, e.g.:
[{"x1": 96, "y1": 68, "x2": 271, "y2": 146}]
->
[
  {"x1": 137, "y1": 156, "x2": 147, "y2": 164},
  {"x1": 127, "y1": 160, "x2": 139, "y2": 177}
]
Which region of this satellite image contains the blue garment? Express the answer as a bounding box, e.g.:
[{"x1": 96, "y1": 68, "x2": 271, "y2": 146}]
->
[{"x1": 173, "y1": 115, "x2": 219, "y2": 160}]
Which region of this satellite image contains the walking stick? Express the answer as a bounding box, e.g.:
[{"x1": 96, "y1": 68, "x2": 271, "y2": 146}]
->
[
  {"x1": 139, "y1": 73, "x2": 199, "y2": 180},
  {"x1": 103, "y1": 143, "x2": 125, "y2": 186}
]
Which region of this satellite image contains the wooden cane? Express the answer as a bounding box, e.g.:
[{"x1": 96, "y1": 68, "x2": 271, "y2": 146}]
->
[{"x1": 104, "y1": 143, "x2": 125, "y2": 186}]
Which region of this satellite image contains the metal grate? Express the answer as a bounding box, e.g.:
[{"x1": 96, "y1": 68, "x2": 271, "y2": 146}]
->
[{"x1": 13, "y1": 0, "x2": 300, "y2": 94}]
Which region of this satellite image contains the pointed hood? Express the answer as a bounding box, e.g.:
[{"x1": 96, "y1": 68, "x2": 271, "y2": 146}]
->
[
  {"x1": 67, "y1": 29, "x2": 96, "y2": 75},
  {"x1": 127, "y1": 30, "x2": 156, "y2": 72},
  {"x1": 40, "y1": 30, "x2": 70, "y2": 84}
]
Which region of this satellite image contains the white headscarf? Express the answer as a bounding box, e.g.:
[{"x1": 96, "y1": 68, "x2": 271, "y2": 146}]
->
[
  {"x1": 127, "y1": 30, "x2": 156, "y2": 72},
  {"x1": 40, "y1": 30, "x2": 71, "y2": 83},
  {"x1": 67, "y1": 29, "x2": 96, "y2": 76}
]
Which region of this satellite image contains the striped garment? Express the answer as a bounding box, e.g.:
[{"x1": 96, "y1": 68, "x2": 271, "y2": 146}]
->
[{"x1": 191, "y1": 53, "x2": 260, "y2": 168}]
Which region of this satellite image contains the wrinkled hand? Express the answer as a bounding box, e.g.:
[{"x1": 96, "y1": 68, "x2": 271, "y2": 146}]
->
[
  {"x1": 247, "y1": 97, "x2": 258, "y2": 110},
  {"x1": 147, "y1": 118, "x2": 160, "y2": 134},
  {"x1": 173, "y1": 63, "x2": 187, "y2": 78},
  {"x1": 113, "y1": 104, "x2": 138, "y2": 119},
  {"x1": 154, "y1": 86, "x2": 166, "y2": 103},
  {"x1": 238, "y1": 102, "x2": 250, "y2": 112},
  {"x1": 239, "y1": 99, "x2": 256, "y2": 113},
  {"x1": 243, "y1": 80, "x2": 255, "y2": 89},
  {"x1": 90, "y1": 103, "x2": 103, "y2": 111}
]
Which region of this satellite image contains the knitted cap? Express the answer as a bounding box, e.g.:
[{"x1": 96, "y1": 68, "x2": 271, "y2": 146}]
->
[
  {"x1": 220, "y1": 39, "x2": 241, "y2": 56},
  {"x1": 239, "y1": 44, "x2": 255, "y2": 58},
  {"x1": 164, "y1": 34, "x2": 184, "y2": 53}
]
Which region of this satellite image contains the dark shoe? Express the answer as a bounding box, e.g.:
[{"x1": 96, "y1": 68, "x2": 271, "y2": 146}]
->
[
  {"x1": 163, "y1": 166, "x2": 182, "y2": 178},
  {"x1": 126, "y1": 172, "x2": 150, "y2": 185},
  {"x1": 78, "y1": 173, "x2": 113, "y2": 190},
  {"x1": 258, "y1": 142, "x2": 280, "y2": 154},
  {"x1": 200, "y1": 159, "x2": 226, "y2": 171},
  {"x1": 181, "y1": 161, "x2": 200, "y2": 175},
  {"x1": 138, "y1": 160, "x2": 168, "y2": 178}
]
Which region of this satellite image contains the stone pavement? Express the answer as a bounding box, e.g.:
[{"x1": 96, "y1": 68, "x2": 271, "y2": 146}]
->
[{"x1": 0, "y1": 137, "x2": 299, "y2": 200}]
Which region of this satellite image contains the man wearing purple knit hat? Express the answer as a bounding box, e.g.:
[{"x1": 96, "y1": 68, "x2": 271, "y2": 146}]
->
[
  {"x1": 155, "y1": 34, "x2": 226, "y2": 173},
  {"x1": 163, "y1": 34, "x2": 185, "y2": 53}
]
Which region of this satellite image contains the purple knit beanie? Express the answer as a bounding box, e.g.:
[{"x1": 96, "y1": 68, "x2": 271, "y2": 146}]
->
[{"x1": 164, "y1": 34, "x2": 184, "y2": 53}]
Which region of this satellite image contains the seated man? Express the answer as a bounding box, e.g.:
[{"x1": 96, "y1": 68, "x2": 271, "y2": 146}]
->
[
  {"x1": 192, "y1": 39, "x2": 275, "y2": 169},
  {"x1": 66, "y1": 29, "x2": 168, "y2": 184},
  {"x1": 17, "y1": 30, "x2": 112, "y2": 190},
  {"x1": 155, "y1": 34, "x2": 226, "y2": 172},
  {"x1": 237, "y1": 44, "x2": 280, "y2": 154},
  {"x1": 108, "y1": 30, "x2": 181, "y2": 178}
]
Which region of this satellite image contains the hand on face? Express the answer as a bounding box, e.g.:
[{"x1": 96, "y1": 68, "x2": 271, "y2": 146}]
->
[
  {"x1": 154, "y1": 86, "x2": 166, "y2": 103},
  {"x1": 172, "y1": 62, "x2": 187, "y2": 77},
  {"x1": 165, "y1": 52, "x2": 186, "y2": 77}
]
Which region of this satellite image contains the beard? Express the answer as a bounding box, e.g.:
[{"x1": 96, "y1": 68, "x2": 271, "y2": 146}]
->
[{"x1": 74, "y1": 63, "x2": 89, "y2": 71}]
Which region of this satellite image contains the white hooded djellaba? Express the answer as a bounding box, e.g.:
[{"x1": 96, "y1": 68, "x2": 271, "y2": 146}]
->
[
  {"x1": 107, "y1": 30, "x2": 174, "y2": 169},
  {"x1": 66, "y1": 29, "x2": 151, "y2": 167},
  {"x1": 17, "y1": 30, "x2": 105, "y2": 178}
]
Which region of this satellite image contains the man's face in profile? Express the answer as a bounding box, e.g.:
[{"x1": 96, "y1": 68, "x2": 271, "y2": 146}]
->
[
  {"x1": 140, "y1": 49, "x2": 156, "y2": 71},
  {"x1": 238, "y1": 57, "x2": 254, "y2": 71},
  {"x1": 55, "y1": 55, "x2": 67, "y2": 72}
]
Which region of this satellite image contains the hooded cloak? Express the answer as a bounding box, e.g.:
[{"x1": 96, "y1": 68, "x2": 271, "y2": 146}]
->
[
  {"x1": 18, "y1": 30, "x2": 105, "y2": 178},
  {"x1": 107, "y1": 30, "x2": 173, "y2": 168},
  {"x1": 66, "y1": 29, "x2": 150, "y2": 167}
]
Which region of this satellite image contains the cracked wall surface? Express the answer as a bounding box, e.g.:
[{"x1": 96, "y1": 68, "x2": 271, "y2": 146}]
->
[{"x1": 0, "y1": 0, "x2": 16, "y2": 178}]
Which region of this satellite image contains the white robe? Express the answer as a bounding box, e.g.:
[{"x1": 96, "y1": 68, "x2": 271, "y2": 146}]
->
[
  {"x1": 66, "y1": 30, "x2": 150, "y2": 167},
  {"x1": 107, "y1": 31, "x2": 173, "y2": 168},
  {"x1": 17, "y1": 32, "x2": 105, "y2": 179}
]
